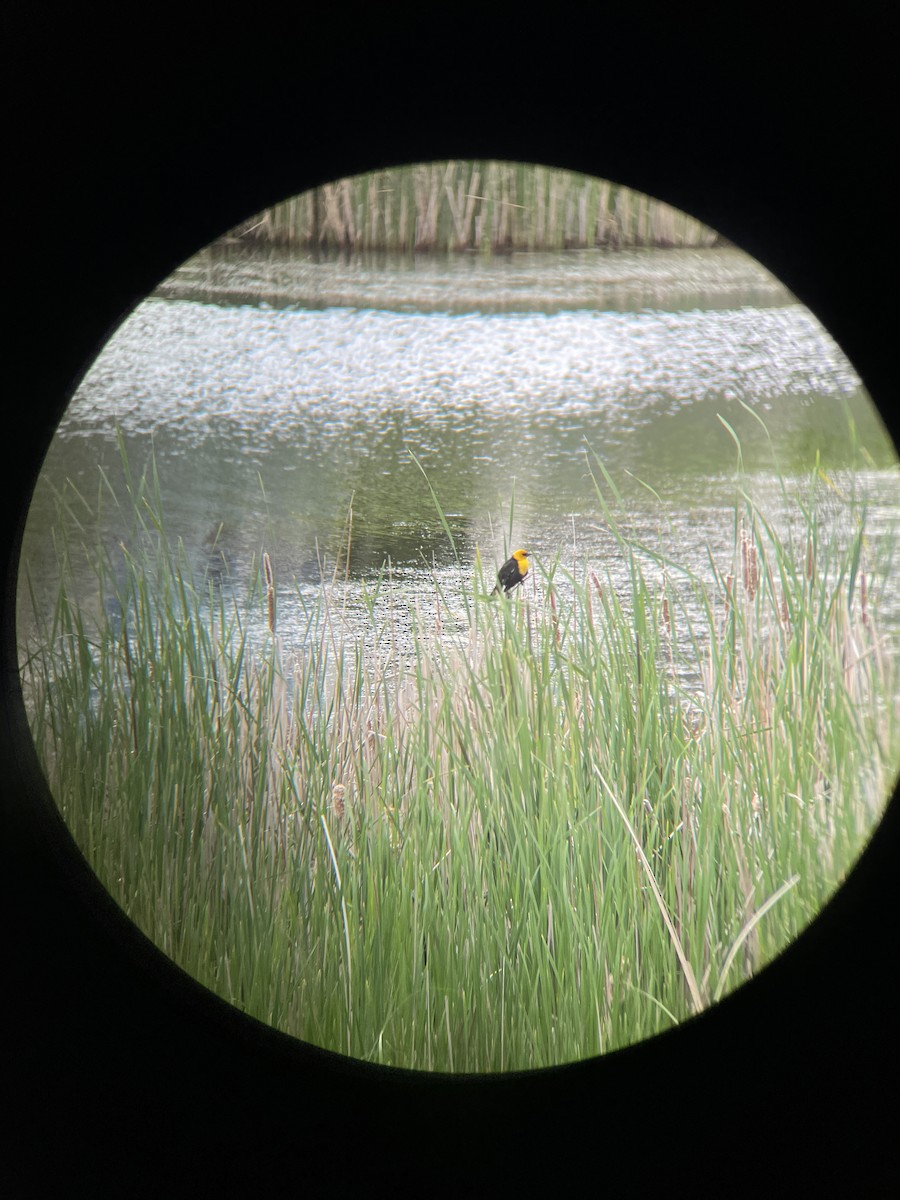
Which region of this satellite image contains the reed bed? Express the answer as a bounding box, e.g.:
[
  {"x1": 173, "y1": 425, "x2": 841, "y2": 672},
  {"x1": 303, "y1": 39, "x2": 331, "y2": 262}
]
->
[
  {"x1": 227, "y1": 161, "x2": 721, "y2": 254},
  {"x1": 19, "y1": 453, "x2": 896, "y2": 1072}
]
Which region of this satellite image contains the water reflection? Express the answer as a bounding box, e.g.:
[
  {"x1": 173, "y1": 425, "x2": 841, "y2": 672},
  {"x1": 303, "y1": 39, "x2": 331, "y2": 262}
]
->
[{"x1": 156, "y1": 243, "x2": 790, "y2": 314}]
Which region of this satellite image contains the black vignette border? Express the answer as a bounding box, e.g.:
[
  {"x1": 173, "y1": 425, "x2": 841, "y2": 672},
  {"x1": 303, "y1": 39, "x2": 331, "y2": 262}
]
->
[{"x1": 3, "y1": 7, "x2": 898, "y2": 1195}]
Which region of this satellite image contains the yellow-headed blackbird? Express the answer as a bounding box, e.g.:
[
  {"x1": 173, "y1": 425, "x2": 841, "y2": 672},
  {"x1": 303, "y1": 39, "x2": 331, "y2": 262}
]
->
[{"x1": 491, "y1": 549, "x2": 531, "y2": 595}]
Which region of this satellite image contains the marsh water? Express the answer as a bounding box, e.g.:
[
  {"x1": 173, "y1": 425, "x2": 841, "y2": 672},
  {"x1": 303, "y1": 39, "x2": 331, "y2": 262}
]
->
[{"x1": 20, "y1": 243, "x2": 899, "y2": 667}]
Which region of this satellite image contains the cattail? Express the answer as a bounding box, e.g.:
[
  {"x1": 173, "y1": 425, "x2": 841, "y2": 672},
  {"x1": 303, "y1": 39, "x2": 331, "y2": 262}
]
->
[
  {"x1": 724, "y1": 573, "x2": 735, "y2": 613},
  {"x1": 741, "y1": 530, "x2": 758, "y2": 600},
  {"x1": 263, "y1": 552, "x2": 276, "y2": 634},
  {"x1": 780, "y1": 589, "x2": 790, "y2": 628},
  {"x1": 332, "y1": 782, "x2": 346, "y2": 819},
  {"x1": 590, "y1": 570, "x2": 603, "y2": 601},
  {"x1": 860, "y1": 572, "x2": 869, "y2": 627}
]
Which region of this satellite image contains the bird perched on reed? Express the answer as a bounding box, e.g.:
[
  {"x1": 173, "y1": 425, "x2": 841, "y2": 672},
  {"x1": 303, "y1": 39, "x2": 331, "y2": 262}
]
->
[{"x1": 491, "y1": 549, "x2": 531, "y2": 596}]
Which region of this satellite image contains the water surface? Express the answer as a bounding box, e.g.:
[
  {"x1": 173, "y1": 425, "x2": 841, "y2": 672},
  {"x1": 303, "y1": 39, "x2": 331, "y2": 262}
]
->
[{"x1": 22, "y1": 244, "x2": 898, "y2": 661}]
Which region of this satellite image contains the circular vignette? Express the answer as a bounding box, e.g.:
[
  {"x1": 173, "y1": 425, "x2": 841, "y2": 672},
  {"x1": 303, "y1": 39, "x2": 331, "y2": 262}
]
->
[{"x1": 5, "y1": 23, "x2": 899, "y2": 1194}]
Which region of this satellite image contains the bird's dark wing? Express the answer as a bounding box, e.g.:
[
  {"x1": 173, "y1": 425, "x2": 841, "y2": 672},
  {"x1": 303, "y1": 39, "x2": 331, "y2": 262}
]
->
[{"x1": 498, "y1": 558, "x2": 521, "y2": 592}]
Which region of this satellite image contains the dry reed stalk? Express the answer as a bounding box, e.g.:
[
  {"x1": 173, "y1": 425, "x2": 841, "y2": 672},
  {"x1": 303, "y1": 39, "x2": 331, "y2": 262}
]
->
[
  {"x1": 496, "y1": 166, "x2": 511, "y2": 248},
  {"x1": 320, "y1": 183, "x2": 346, "y2": 246},
  {"x1": 596, "y1": 179, "x2": 611, "y2": 244},
  {"x1": 578, "y1": 188, "x2": 588, "y2": 246},
  {"x1": 398, "y1": 186, "x2": 409, "y2": 247},
  {"x1": 346, "y1": 178, "x2": 361, "y2": 246},
  {"x1": 616, "y1": 187, "x2": 631, "y2": 246},
  {"x1": 446, "y1": 164, "x2": 482, "y2": 248},
  {"x1": 487, "y1": 160, "x2": 501, "y2": 247},
  {"x1": 654, "y1": 202, "x2": 676, "y2": 248},
  {"x1": 548, "y1": 586, "x2": 561, "y2": 648},
  {"x1": 547, "y1": 173, "x2": 559, "y2": 247},
  {"x1": 464, "y1": 165, "x2": 484, "y2": 246},
  {"x1": 534, "y1": 167, "x2": 546, "y2": 246},
  {"x1": 367, "y1": 174, "x2": 381, "y2": 247}
]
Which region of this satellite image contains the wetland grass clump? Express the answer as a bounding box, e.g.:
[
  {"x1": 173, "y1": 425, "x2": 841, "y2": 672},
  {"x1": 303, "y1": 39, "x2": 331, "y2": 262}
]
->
[
  {"x1": 18, "y1": 458, "x2": 897, "y2": 1072},
  {"x1": 226, "y1": 160, "x2": 721, "y2": 254}
]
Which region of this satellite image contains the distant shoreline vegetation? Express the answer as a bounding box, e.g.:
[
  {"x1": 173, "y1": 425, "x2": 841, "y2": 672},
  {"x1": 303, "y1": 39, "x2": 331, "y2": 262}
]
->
[{"x1": 222, "y1": 161, "x2": 725, "y2": 255}]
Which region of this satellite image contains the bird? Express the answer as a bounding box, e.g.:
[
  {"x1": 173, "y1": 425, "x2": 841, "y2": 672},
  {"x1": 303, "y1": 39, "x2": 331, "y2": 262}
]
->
[{"x1": 491, "y1": 549, "x2": 531, "y2": 596}]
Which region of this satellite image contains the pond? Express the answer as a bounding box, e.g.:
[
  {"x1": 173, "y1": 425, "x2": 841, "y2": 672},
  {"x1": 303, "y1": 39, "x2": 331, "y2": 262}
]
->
[{"x1": 21, "y1": 242, "x2": 898, "y2": 664}]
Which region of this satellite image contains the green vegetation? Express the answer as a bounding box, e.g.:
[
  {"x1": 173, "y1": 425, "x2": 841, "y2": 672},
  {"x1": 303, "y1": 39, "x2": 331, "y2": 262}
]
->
[
  {"x1": 226, "y1": 160, "x2": 721, "y2": 253},
  {"x1": 19, "y1": 446, "x2": 896, "y2": 1073}
]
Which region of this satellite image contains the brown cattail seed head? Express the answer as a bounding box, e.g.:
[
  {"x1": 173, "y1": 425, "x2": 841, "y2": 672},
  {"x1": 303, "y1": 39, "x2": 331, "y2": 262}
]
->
[
  {"x1": 741, "y1": 529, "x2": 759, "y2": 600},
  {"x1": 780, "y1": 589, "x2": 790, "y2": 627},
  {"x1": 332, "y1": 783, "x2": 346, "y2": 818}
]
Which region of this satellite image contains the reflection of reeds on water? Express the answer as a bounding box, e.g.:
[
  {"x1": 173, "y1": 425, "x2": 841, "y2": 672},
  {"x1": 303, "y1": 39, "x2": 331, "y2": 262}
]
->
[{"x1": 201, "y1": 521, "x2": 231, "y2": 587}]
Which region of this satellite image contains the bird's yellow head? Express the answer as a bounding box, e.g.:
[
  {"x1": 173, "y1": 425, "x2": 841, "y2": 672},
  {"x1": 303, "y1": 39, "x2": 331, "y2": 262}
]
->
[{"x1": 513, "y1": 549, "x2": 530, "y2": 574}]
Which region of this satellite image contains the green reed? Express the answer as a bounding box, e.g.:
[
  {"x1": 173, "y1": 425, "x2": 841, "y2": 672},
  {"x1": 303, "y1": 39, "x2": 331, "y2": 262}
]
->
[{"x1": 18, "y1": 448, "x2": 897, "y2": 1071}]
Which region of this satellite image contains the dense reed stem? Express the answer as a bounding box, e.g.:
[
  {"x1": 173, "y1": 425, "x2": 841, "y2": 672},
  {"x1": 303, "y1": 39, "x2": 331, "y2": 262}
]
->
[
  {"x1": 224, "y1": 161, "x2": 722, "y2": 254},
  {"x1": 18, "y1": 449, "x2": 896, "y2": 1072}
]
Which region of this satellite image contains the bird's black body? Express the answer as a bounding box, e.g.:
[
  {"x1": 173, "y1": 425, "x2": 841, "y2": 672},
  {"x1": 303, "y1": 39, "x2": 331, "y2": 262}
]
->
[{"x1": 492, "y1": 549, "x2": 530, "y2": 595}]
